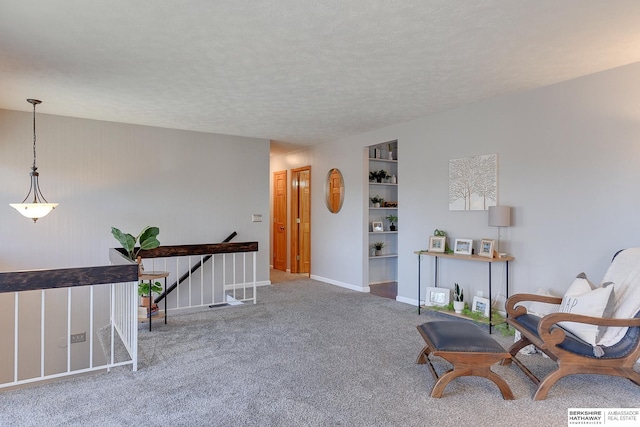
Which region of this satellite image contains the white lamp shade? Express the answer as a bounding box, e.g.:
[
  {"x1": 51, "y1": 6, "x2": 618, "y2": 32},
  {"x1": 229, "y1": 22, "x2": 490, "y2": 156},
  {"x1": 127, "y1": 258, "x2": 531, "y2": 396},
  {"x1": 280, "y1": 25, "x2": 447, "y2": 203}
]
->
[
  {"x1": 10, "y1": 203, "x2": 58, "y2": 221},
  {"x1": 488, "y1": 206, "x2": 511, "y2": 227}
]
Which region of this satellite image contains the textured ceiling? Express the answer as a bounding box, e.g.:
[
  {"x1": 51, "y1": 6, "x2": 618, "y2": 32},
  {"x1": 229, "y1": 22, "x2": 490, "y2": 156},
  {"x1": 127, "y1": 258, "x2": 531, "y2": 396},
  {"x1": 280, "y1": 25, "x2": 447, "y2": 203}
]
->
[{"x1": 1, "y1": 1, "x2": 640, "y2": 153}]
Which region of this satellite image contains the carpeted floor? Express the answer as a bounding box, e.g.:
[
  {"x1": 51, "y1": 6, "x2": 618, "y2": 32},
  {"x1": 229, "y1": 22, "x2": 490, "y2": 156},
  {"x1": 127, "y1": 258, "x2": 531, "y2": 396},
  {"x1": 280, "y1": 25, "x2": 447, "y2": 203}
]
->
[{"x1": 0, "y1": 276, "x2": 638, "y2": 426}]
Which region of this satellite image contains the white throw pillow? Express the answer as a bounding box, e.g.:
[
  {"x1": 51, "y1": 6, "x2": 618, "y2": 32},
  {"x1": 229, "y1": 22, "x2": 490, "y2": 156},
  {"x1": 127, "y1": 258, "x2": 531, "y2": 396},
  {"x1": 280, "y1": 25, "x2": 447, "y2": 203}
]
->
[{"x1": 558, "y1": 273, "x2": 615, "y2": 346}]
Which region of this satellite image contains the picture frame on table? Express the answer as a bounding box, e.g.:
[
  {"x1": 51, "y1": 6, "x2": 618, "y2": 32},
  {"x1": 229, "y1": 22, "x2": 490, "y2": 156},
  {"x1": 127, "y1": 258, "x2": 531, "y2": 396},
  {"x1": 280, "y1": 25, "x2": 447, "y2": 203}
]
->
[
  {"x1": 425, "y1": 287, "x2": 450, "y2": 307},
  {"x1": 428, "y1": 236, "x2": 446, "y2": 253},
  {"x1": 472, "y1": 296, "x2": 491, "y2": 317},
  {"x1": 453, "y1": 238, "x2": 473, "y2": 255},
  {"x1": 371, "y1": 221, "x2": 384, "y2": 232},
  {"x1": 478, "y1": 238, "x2": 495, "y2": 258}
]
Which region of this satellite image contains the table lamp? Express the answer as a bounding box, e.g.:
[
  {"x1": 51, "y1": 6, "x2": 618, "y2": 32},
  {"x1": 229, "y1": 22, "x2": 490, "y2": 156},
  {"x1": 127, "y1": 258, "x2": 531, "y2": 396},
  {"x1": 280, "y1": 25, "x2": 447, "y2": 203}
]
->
[{"x1": 488, "y1": 206, "x2": 511, "y2": 256}]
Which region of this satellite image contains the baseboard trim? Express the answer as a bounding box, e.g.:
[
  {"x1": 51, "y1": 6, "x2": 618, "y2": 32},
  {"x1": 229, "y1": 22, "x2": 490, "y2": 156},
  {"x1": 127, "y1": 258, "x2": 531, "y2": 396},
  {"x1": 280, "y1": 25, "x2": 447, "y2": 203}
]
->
[
  {"x1": 396, "y1": 295, "x2": 417, "y2": 306},
  {"x1": 310, "y1": 275, "x2": 370, "y2": 293}
]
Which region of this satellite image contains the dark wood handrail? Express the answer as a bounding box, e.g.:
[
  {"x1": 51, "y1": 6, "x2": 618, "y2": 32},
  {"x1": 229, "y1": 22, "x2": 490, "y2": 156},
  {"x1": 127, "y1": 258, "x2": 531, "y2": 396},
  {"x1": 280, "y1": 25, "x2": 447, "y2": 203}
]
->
[
  {"x1": 2, "y1": 241, "x2": 259, "y2": 295},
  {"x1": 0, "y1": 264, "x2": 139, "y2": 294},
  {"x1": 110, "y1": 242, "x2": 258, "y2": 260}
]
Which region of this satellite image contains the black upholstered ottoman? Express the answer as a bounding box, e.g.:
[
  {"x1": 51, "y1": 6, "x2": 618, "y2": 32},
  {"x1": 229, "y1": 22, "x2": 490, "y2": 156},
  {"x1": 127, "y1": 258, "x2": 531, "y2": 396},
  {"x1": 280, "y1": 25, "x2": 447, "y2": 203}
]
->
[{"x1": 416, "y1": 320, "x2": 514, "y2": 399}]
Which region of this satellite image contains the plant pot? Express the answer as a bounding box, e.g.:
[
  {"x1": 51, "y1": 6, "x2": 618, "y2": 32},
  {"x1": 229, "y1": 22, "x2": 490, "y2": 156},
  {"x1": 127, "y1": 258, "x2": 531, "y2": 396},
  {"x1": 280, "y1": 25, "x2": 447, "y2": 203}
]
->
[
  {"x1": 390, "y1": 223, "x2": 396, "y2": 231},
  {"x1": 140, "y1": 295, "x2": 151, "y2": 307},
  {"x1": 375, "y1": 249, "x2": 382, "y2": 256},
  {"x1": 453, "y1": 301, "x2": 464, "y2": 314},
  {"x1": 373, "y1": 202, "x2": 380, "y2": 208}
]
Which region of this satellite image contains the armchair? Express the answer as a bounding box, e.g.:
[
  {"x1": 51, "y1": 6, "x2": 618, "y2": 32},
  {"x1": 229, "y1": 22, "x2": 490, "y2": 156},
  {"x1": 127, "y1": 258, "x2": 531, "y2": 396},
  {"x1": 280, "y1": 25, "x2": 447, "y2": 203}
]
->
[{"x1": 505, "y1": 248, "x2": 640, "y2": 400}]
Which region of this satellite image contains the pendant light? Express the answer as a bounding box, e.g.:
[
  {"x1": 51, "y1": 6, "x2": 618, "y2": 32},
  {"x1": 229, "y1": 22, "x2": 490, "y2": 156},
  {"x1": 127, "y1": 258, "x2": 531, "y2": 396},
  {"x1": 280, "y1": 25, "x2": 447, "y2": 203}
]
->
[{"x1": 9, "y1": 99, "x2": 58, "y2": 222}]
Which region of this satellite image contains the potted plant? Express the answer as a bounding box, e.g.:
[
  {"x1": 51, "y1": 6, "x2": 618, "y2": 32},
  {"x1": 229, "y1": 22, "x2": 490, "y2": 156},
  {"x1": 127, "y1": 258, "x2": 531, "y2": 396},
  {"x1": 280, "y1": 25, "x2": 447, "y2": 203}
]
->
[
  {"x1": 386, "y1": 214, "x2": 398, "y2": 231},
  {"x1": 372, "y1": 241, "x2": 385, "y2": 256},
  {"x1": 111, "y1": 226, "x2": 160, "y2": 262},
  {"x1": 139, "y1": 280, "x2": 163, "y2": 309},
  {"x1": 377, "y1": 169, "x2": 389, "y2": 183},
  {"x1": 453, "y1": 283, "x2": 464, "y2": 313},
  {"x1": 370, "y1": 195, "x2": 384, "y2": 208}
]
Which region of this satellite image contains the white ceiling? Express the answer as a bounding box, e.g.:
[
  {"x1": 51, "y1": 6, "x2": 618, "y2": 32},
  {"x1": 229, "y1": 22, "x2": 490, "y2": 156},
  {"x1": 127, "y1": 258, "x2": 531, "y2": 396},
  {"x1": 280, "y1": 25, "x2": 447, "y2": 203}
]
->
[{"x1": 2, "y1": 1, "x2": 640, "y2": 154}]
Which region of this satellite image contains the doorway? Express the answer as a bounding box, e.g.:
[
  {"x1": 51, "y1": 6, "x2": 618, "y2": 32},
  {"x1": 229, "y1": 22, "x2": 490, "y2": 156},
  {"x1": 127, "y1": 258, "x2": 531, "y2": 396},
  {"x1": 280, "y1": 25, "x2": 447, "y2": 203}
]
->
[
  {"x1": 291, "y1": 167, "x2": 311, "y2": 274},
  {"x1": 273, "y1": 170, "x2": 287, "y2": 271}
]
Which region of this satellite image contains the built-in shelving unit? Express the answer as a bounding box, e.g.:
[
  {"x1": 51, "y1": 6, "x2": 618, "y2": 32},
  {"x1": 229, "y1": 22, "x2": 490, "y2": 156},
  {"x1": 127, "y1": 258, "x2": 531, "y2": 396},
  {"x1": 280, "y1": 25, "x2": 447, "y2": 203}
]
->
[{"x1": 367, "y1": 140, "x2": 398, "y2": 285}]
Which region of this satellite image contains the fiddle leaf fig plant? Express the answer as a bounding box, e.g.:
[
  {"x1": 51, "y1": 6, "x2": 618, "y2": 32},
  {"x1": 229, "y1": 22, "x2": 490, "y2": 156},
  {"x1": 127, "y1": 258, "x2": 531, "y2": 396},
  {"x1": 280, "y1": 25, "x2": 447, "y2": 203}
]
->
[{"x1": 111, "y1": 226, "x2": 160, "y2": 261}]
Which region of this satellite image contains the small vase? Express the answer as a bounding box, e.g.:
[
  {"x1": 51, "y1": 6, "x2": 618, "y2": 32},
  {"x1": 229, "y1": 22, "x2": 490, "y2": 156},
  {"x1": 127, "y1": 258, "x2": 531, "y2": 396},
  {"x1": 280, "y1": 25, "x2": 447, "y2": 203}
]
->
[
  {"x1": 388, "y1": 152, "x2": 393, "y2": 160},
  {"x1": 390, "y1": 223, "x2": 396, "y2": 231},
  {"x1": 453, "y1": 301, "x2": 464, "y2": 314},
  {"x1": 390, "y1": 175, "x2": 397, "y2": 184}
]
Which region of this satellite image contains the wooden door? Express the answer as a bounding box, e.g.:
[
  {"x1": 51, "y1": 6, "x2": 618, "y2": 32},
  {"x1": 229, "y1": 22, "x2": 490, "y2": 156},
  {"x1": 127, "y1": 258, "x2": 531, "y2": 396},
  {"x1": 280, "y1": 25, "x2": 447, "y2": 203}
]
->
[
  {"x1": 291, "y1": 167, "x2": 311, "y2": 274},
  {"x1": 273, "y1": 170, "x2": 287, "y2": 271}
]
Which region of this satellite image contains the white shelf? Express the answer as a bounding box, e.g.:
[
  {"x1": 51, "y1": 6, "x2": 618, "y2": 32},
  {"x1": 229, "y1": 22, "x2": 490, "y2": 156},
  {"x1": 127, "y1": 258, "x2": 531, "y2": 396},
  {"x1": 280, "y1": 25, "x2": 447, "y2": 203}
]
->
[
  {"x1": 368, "y1": 141, "x2": 398, "y2": 286},
  {"x1": 369, "y1": 254, "x2": 398, "y2": 259},
  {"x1": 369, "y1": 158, "x2": 398, "y2": 163}
]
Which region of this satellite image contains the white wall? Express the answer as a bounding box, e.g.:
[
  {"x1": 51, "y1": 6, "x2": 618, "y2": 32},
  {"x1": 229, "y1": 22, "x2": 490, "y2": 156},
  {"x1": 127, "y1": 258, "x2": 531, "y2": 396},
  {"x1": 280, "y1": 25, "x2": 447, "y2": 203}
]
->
[
  {"x1": 0, "y1": 110, "x2": 271, "y2": 278},
  {"x1": 273, "y1": 61, "x2": 640, "y2": 306}
]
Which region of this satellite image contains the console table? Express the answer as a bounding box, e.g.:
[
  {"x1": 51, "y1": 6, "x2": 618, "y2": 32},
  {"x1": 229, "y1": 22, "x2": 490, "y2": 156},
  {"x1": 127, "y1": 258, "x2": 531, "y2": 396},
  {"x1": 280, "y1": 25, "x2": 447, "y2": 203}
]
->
[{"x1": 415, "y1": 250, "x2": 514, "y2": 333}]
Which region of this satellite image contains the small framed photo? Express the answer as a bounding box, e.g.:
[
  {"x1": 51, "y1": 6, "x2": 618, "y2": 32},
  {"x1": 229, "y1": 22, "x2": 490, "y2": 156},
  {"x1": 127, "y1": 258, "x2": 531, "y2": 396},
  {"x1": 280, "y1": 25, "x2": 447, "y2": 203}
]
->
[
  {"x1": 428, "y1": 236, "x2": 446, "y2": 252},
  {"x1": 371, "y1": 221, "x2": 384, "y2": 232},
  {"x1": 454, "y1": 239, "x2": 473, "y2": 255},
  {"x1": 425, "y1": 287, "x2": 450, "y2": 307},
  {"x1": 472, "y1": 296, "x2": 491, "y2": 317},
  {"x1": 478, "y1": 238, "x2": 495, "y2": 258}
]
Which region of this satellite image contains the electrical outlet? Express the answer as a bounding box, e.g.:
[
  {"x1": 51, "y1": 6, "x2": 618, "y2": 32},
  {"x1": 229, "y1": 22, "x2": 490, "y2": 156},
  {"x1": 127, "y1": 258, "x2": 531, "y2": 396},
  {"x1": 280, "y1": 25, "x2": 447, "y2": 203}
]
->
[
  {"x1": 70, "y1": 332, "x2": 86, "y2": 344},
  {"x1": 252, "y1": 214, "x2": 262, "y2": 222}
]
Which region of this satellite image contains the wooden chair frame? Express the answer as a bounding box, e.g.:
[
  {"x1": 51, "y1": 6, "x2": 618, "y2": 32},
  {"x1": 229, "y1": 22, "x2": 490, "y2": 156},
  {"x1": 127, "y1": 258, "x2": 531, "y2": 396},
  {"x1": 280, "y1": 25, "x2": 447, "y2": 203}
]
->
[{"x1": 505, "y1": 293, "x2": 640, "y2": 400}]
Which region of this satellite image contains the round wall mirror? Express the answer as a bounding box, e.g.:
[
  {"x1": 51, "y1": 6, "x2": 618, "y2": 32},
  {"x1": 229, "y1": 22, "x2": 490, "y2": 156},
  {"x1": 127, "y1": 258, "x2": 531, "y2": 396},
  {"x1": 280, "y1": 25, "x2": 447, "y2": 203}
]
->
[{"x1": 325, "y1": 168, "x2": 345, "y2": 213}]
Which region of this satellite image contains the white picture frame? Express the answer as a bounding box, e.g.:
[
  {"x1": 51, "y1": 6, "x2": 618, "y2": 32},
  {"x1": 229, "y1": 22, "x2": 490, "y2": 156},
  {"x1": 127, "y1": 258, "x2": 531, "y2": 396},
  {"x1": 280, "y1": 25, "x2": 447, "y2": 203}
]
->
[
  {"x1": 478, "y1": 238, "x2": 495, "y2": 258},
  {"x1": 454, "y1": 238, "x2": 473, "y2": 255},
  {"x1": 428, "y1": 236, "x2": 446, "y2": 253},
  {"x1": 371, "y1": 221, "x2": 384, "y2": 232},
  {"x1": 425, "y1": 287, "x2": 450, "y2": 307},
  {"x1": 472, "y1": 296, "x2": 490, "y2": 317}
]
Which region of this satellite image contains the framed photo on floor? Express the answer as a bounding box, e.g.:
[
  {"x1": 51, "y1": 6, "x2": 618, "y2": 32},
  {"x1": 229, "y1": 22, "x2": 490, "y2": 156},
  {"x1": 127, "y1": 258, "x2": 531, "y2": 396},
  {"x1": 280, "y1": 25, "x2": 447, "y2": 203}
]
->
[
  {"x1": 472, "y1": 296, "x2": 490, "y2": 317},
  {"x1": 425, "y1": 287, "x2": 450, "y2": 307}
]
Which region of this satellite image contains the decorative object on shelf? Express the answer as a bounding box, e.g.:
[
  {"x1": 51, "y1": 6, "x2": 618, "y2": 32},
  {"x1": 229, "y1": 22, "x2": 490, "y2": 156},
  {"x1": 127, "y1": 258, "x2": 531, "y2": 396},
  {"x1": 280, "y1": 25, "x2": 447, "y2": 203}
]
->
[
  {"x1": 453, "y1": 239, "x2": 473, "y2": 255},
  {"x1": 9, "y1": 99, "x2": 59, "y2": 222},
  {"x1": 384, "y1": 201, "x2": 398, "y2": 207},
  {"x1": 386, "y1": 214, "x2": 397, "y2": 231},
  {"x1": 369, "y1": 169, "x2": 389, "y2": 183},
  {"x1": 111, "y1": 226, "x2": 161, "y2": 263},
  {"x1": 372, "y1": 241, "x2": 385, "y2": 256},
  {"x1": 472, "y1": 296, "x2": 491, "y2": 317},
  {"x1": 375, "y1": 148, "x2": 381, "y2": 159},
  {"x1": 478, "y1": 238, "x2": 495, "y2": 258},
  {"x1": 390, "y1": 174, "x2": 397, "y2": 184},
  {"x1": 426, "y1": 287, "x2": 450, "y2": 307},
  {"x1": 325, "y1": 168, "x2": 345, "y2": 213},
  {"x1": 428, "y1": 236, "x2": 446, "y2": 253},
  {"x1": 488, "y1": 205, "x2": 511, "y2": 256},
  {"x1": 449, "y1": 153, "x2": 497, "y2": 211},
  {"x1": 433, "y1": 229, "x2": 452, "y2": 253},
  {"x1": 371, "y1": 221, "x2": 383, "y2": 232},
  {"x1": 370, "y1": 195, "x2": 384, "y2": 208},
  {"x1": 387, "y1": 143, "x2": 394, "y2": 160},
  {"x1": 453, "y1": 283, "x2": 465, "y2": 313}
]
